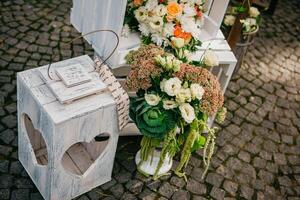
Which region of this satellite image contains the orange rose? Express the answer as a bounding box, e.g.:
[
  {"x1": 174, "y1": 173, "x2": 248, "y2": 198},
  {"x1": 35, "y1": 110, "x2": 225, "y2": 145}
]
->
[
  {"x1": 174, "y1": 25, "x2": 183, "y2": 37},
  {"x1": 167, "y1": 2, "x2": 182, "y2": 17},
  {"x1": 133, "y1": 0, "x2": 143, "y2": 6},
  {"x1": 173, "y1": 25, "x2": 192, "y2": 43}
]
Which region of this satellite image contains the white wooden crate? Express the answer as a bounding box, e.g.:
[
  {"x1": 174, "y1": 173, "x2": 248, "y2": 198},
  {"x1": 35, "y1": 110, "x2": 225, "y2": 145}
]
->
[
  {"x1": 17, "y1": 55, "x2": 119, "y2": 200},
  {"x1": 70, "y1": 0, "x2": 229, "y2": 68},
  {"x1": 114, "y1": 31, "x2": 237, "y2": 135}
]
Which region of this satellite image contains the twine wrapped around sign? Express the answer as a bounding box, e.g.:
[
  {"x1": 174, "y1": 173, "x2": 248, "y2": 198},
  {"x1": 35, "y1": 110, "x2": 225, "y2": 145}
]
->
[
  {"x1": 95, "y1": 58, "x2": 130, "y2": 130},
  {"x1": 46, "y1": 29, "x2": 129, "y2": 130}
]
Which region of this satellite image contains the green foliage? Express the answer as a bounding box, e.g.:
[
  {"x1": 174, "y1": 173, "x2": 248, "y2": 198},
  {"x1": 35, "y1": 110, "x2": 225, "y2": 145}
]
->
[
  {"x1": 129, "y1": 98, "x2": 178, "y2": 139},
  {"x1": 124, "y1": 1, "x2": 139, "y2": 31},
  {"x1": 141, "y1": 35, "x2": 152, "y2": 45}
]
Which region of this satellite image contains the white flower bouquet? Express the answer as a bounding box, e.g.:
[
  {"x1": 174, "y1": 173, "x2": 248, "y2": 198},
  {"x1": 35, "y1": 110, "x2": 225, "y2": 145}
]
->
[
  {"x1": 126, "y1": 45, "x2": 227, "y2": 180},
  {"x1": 124, "y1": 0, "x2": 207, "y2": 61},
  {"x1": 222, "y1": 4, "x2": 261, "y2": 35}
]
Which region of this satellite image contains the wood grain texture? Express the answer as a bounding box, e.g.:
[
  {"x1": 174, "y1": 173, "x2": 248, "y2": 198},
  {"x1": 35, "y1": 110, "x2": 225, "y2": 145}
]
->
[{"x1": 17, "y1": 57, "x2": 120, "y2": 200}]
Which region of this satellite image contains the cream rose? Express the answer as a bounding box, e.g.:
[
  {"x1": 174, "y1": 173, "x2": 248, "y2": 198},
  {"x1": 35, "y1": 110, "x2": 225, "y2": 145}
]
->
[
  {"x1": 163, "y1": 77, "x2": 182, "y2": 96},
  {"x1": 224, "y1": 15, "x2": 236, "y2": 26},
  {"x1": 171, "y1": 37, "x2": 185, "y2": 48},
  {"x1": 176, "y1": 88, "x2": 192, "y2": 103},
  {"x1": 249, "y1": 7, "x2": 260, "y2": 18},
  {"x1": 190, "y1": 83, "x2": 204, "y2": 100},
  {"x1": 145, "y1": 93, "x2": 161, "y2": 106},
  {"x1": 203, "y1": 50, "x2": 219, "y2": 67},
  {"x1": 179, "y1": 103, "x2": 196, "y2": 123},
  {"x1": 163, "y1": 100, "x2": 177, "y2": 110}
]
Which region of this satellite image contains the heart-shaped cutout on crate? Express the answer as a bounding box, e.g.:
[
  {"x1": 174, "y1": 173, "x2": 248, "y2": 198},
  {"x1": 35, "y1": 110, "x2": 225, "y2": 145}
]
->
[
  {"x1": 23, "y1": 114, "x2": 48, "y2": 165},
  {"x1": 61, "y1": 133, "x2": 110, "y2": 176}
]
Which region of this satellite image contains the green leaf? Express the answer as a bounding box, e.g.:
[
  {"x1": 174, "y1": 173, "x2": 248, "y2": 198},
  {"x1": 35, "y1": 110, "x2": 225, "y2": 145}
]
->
[{"x1": 191, "y1": 135, "x2": 206, "y2": 152}]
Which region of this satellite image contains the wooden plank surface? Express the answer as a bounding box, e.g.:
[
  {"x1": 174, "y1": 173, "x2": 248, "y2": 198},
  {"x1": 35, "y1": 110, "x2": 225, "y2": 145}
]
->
[
  {"x1": 61, "y1": 152, "x2": 82, "y2": 175},
  {"x1": 67, "y1": 143, "x2": 94, "y2": 174}
]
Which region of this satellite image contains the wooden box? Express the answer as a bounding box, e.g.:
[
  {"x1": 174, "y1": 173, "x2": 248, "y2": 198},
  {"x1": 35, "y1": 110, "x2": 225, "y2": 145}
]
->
[
  {"x1": 70, "y1": 0, "x2": 229, "y2": 68},
  {"x1": 17, "y1": 55, "x2": 119, "y2": 200}
]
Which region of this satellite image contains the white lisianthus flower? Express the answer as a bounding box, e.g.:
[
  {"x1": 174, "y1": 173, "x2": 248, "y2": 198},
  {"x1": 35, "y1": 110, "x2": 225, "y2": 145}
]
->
[
  {"x1": 160, "y1": 79, "x2": 167, "y2": 92},
  {"x1": 164, "y1": 77, "x2": 182, "y2": 96},
  {"x1": 179, "y1": 103, "x2": 196, "y2": 123},
  {"x1": 145, "y1": 93, "x2": 161, "y2": 106},
  {"x1": 190, "y1": 83, "x2": 204, "y2": 100},
  {"x1": 155, "y1": 4, "x2": 167, "y2": 16},
  {"x1": 163, "y1": 100, "x2": 177, "y2": 110},
  {"x1": 249, "y1": 7, "x2": 260, "y2": 18},
  {"x1": 171, "y1": 37, "x2": 185, "y2": 48},
  {"x1": 149, "y1": 16, "x2": 164, "y2": 31},
  {"x1": 163, "y1": 22, "x2": 175, "y2": 37},
  {"x1": 224, "y1": 15, "x2": 236, "y2": 26},
  {"x1": 203, "y1": 50, "x2": 219, "y2": 67},
  {"x1": 135, "y1": 7, "x2": 148, "y2": 22},
  {"x1": 139, "y1": 23, "x2": 151, "y2": 36},
  {"x1": 176, "y1": 88, "x2": 192, "y2": 103}
]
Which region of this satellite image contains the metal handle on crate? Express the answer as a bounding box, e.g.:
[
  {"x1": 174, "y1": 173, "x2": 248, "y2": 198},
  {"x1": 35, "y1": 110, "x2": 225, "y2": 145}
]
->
[{"x1": 47, "y1": 29, "x2": 120, "y2": 80}]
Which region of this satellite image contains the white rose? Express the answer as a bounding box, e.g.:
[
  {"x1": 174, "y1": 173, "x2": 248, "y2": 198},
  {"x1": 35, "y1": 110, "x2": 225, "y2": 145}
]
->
[
  {"x1": 171, "y1": 37, "x2": 185, "y2": 48},
  {"x1": 224, "y1": 15, "x2": 236, "y2": 26},
  {"x1": 179, "y1": 103, "x2": 196, "y2": 123},
  {"x1": 190, "y1": 83, "x2": 204, "y2": 100},
  {"x1": 164, "y1": 77, "x2": 182, "y2": 96},
  {"x1": 163, "y1": 100, "x2": 178, "y2": 110},
  {"x1": 203, "y1": 50, "x2": 219, "y2": 67},
  {"x1": 176, "y1": 88, "x2": 192, "y2": 103},
  {"x1": 145, "y1": 93, "x2": 161, "y2": 106},
  {"x1": 249, "y1": 7, "x2": 260, "y2": 18}
]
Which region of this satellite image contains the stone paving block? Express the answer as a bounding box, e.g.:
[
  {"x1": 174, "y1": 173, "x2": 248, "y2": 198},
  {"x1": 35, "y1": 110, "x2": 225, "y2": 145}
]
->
[{"x1": 0, "y1": 0, "x2": 300, "y2": 199}]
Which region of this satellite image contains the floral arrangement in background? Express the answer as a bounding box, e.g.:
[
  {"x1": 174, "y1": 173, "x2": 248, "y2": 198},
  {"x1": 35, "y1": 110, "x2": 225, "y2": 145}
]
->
[
  {"x1": 222, "y1": 4, "x2": 261, "y2": 36},
  {"x1": 124, "y1": 0, "x2": 207, "y2": 61},
  {"x1": 126, "y1": 44, "x2": 226, "y2": 180}
]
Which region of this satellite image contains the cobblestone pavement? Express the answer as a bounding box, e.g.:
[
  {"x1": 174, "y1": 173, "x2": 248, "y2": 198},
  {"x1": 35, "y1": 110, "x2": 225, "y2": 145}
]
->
[{"x1": 0, "y1": 0, "x2": 300, "y2": 199}]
